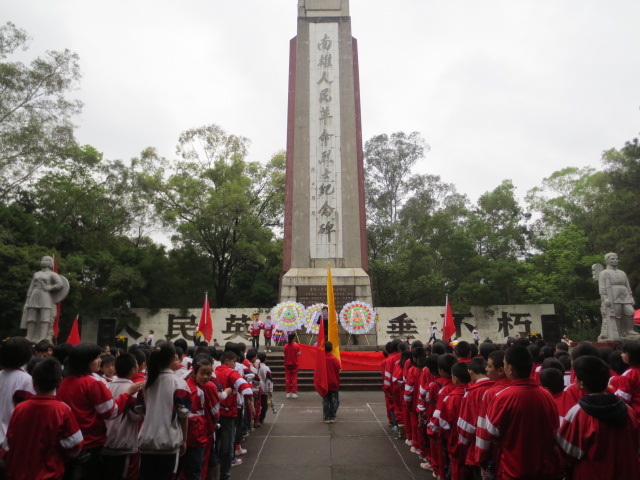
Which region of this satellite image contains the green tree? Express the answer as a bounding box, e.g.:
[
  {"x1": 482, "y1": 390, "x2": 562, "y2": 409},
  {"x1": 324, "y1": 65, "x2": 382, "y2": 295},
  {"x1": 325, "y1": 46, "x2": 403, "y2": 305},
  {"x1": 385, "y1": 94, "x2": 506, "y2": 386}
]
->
[
  {"x1": 0, "y1": 22, "x2": 82, "y2": 201},
  {"x1": 364, "y1": 131, "x2": 429, "y2": 226},
  {"x1": 138, "y1": 124, "x2": 285, "y2": 307}
]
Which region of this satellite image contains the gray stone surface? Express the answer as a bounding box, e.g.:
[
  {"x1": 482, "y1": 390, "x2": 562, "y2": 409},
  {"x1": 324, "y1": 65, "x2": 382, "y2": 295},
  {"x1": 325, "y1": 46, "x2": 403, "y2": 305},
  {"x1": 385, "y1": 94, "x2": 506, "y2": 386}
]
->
[{"x1": 232, "y1": 391, "x2": 431, "y2": 480}]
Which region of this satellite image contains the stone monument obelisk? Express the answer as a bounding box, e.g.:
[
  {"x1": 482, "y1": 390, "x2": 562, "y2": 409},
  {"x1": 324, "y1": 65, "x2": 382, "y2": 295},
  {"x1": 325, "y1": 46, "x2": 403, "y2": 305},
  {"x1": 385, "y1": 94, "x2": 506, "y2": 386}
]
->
[{"x1": 280, "y1": 0, "x2": 372, "y2": 307}]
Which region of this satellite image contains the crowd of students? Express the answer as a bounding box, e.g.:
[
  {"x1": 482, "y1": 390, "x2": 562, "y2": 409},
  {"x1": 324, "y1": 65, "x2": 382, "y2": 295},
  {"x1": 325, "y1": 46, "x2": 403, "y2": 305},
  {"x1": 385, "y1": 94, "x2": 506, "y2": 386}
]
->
[
  {"x1": 0, "y1": 337, "x2": 274, "y2": 480},
  {"x1": 381, "y1": 337, "x2": 640, "y2": 480}
]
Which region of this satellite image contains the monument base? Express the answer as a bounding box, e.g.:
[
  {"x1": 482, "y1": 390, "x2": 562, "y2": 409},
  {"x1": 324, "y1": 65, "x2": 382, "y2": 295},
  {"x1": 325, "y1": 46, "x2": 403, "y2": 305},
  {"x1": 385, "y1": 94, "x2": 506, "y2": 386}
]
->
[{"x1": 280, "y1": 267, "x2": 372, "y2": 305}]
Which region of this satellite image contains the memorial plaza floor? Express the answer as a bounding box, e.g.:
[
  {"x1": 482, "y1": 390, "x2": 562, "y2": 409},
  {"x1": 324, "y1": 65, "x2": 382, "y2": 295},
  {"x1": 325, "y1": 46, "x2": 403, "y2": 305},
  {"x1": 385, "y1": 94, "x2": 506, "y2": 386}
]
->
[{"x1": 234, "y1": 391, "x2": 429, "y2": 480}]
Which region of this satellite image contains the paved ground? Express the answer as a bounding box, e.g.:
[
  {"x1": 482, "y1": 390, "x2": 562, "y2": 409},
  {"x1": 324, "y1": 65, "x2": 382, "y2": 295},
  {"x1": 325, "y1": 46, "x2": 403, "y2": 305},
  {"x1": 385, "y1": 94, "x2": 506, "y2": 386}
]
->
[{"x1": 232, "y1": 391, "x2": 433, "y2": 480}]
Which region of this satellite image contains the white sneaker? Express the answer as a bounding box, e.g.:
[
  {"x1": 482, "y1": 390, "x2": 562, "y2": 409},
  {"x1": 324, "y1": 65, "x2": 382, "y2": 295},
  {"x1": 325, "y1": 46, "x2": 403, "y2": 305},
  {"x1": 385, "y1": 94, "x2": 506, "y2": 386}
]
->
[
  {"x1": 235, "y1": 447, "x2": 247, "y2": 456},
  {"x1": 286, "y1": 393, "x2": 292, "y2": 398},
  {"x1": 405, "y1": 439, "x2": 413, "y2": 446},
  {"x1": 291, "y1": 393, "x2": 298, "y2": 399},
  {"x1": 410, "y1": 446, "x2": 420, "y2": 454},
  {"x1": 420, "y1": 461, "x2": 433, "y2": 471},
  {"x1": 232, "y1": 458, "x2": 243, "y2": 467}
]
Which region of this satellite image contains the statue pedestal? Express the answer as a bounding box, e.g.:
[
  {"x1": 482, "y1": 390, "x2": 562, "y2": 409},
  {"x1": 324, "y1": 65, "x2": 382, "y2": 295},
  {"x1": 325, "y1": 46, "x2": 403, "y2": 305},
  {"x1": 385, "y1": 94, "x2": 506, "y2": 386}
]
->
[{"x1": 280, "y1": 268, "x2": 372, "y2": 305}]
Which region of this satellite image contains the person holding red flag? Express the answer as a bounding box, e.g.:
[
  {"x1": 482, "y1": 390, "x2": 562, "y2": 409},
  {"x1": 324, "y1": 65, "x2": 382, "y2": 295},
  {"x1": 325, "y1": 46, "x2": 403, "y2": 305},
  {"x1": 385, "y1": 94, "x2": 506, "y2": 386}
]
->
[
  {"x1": 442, "y1": 296, "x2": 456, "y2": 343},
  {"x1": 198, "y1": 293, "x2": 213, "y2": 343}
]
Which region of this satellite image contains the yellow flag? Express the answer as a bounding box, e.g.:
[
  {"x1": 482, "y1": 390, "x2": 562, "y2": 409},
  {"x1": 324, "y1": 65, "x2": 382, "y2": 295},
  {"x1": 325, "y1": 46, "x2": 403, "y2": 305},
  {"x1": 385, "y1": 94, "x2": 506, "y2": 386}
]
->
[{"x1": 327, "y1": 264, "x2": 341, "y2": 364}]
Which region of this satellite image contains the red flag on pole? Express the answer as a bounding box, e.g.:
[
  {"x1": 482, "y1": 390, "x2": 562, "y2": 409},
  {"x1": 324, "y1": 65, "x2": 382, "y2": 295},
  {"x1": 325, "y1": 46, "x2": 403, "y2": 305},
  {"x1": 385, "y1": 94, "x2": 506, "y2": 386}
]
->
[
  {"x1": 67, "y1": 315, "x2": 81, "y2": 345},
  {"x1": 313, "y1": 318, "x2": 328, "y2": 397},
  {"x1": 443, "y1": 295, "x2": 456, "y2": 343},
  {"x1": 52, "y1": 255, "x2": 61, "y2": 339},
  {"x1": 198, "y1": 293, "x2": 213, "y2": 343}
]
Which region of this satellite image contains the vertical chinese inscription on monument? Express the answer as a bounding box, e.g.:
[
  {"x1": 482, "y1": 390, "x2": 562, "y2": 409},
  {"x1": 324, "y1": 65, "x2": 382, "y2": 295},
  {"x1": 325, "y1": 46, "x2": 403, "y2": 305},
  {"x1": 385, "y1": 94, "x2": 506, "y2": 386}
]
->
[{"x1": 309, "y1": 23, "x2": 342, "y2": 259}]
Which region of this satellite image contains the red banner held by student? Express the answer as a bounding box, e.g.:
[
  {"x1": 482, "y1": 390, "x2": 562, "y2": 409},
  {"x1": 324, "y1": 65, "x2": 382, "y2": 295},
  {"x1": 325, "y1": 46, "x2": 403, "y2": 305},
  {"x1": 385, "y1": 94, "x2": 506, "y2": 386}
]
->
[
  {"x1": 443, "y1": 295, "x2": 456, "y2": 343},
  {"x1": 198, "y1": 293, "x2": 213, "y2": 343},
  {"x1": 313, "y1": 319, "x2": 328, "y2": 397},
  {"x1": 67, "y1": 315, "x2": 81, "y2": 345}
]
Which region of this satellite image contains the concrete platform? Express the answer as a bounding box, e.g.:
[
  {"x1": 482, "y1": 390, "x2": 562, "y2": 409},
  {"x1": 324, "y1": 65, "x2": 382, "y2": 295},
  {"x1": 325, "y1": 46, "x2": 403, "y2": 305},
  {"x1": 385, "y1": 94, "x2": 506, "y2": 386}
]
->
[{"x1": 232, "y1": 391, "x2": 433, "y2": 480}]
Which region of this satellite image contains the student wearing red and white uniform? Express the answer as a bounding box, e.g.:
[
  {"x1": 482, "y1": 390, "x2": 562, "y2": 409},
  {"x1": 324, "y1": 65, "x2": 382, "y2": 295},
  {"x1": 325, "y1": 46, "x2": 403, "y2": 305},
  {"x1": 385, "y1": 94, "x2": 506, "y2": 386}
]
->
[
  {"x1": 478, "y1": 346, "x2": 562, "y2": 480},
  {"x1": 58, "y1": 343, "x2": 142, "y2": 479},
  {"x1": 249, "y1": 316, "x2": 261, "y2": 350},
  {"x1": 427, "y1": 354, "x2": 458, "y2": 478},
  {"x1": 322, "y1": 341, "x2": 342, "y2": 423},
  {"x1": 283, "y1": 333, "x2": 301, "y2": 398},
  {"x1": 101, "y1": 353, "x2": 143, "y2": 480},
  {"x1": 215, "y1": 350, "x2": 254, "y2": 480},
  {"x1": 457, "y1": 357, "x2": 494, "y2": 479},
  {"x1": 557, "y1": 355, "x2": 640, "y2": 480},
  {"x1": 473, "y1": 350, "x2": 510, "y2": 479},
  {"x1": 179, "y1": 357, "x2": 215, "y2": 480},
  {"x1": 2, "y1": 358, "x2": 83, "y2": 480},
  {"x1": 382, "y1": 341, "x2": 400, "y2": 428},
  {"x1": 615, "y1": 340, "x2": 640, "y2": 419},
  {"x1": 557, "y1": 342, "x2": 601, "y2": 417},
  {"x1": 404, "y1": 347, "x2": 426, "y2": 454},
  {"x1": 262, "y1": 316, "x2": 274, "y2": 352},
  {"x1": 416, "y1": 354, "x2": 441, "y2": 471},
  {"x1": 391, "y1": 344, "x2": 410, "y2": 438},
  {"x1": 136, "y1": 342, "x2": 192, "y2": 480},
  {"x1": 439, "y1": 362, "x2": 471, "y2": 480},
  {"x1": 0, "y1": 337, "x2": 35, "y2": 445}
]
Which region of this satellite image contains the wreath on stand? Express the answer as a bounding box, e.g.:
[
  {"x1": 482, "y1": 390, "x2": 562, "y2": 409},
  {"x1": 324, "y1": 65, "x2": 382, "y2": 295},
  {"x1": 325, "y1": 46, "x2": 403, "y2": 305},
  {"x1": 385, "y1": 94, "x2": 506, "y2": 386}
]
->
[
  {"x1": 303, "y1": 303, "x2": 327, "y2": 334},
  {"x1": 270, "y1": 301, "x2": 306, "y2": 332},
  {"x1": 339, "y1": 301, "x2": 377, "y2": 334}
]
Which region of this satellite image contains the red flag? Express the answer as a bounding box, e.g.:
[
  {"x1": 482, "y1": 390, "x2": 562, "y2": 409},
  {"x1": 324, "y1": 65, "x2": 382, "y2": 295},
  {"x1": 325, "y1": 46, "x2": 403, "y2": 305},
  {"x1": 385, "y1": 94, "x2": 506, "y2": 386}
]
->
[
  {"x1": 313, "y1": 318, "x2": 328, "y2": 397},
  {"x1": 52, "y1": 255, "x2": 61, "y2": 339},
  {"x1": 443, "y1": 296, "x2": 456, "y2": 343},
  {"x1": 198, "y1": 293, "x2": 213, "y2": 343},
  {"x1": 67, "y1": 315, "x2": 81, "y2": 345}
]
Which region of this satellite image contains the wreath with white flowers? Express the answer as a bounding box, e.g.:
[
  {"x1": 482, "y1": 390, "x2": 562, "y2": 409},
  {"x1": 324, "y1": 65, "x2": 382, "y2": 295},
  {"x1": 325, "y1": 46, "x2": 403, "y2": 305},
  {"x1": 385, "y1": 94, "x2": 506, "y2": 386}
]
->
[
  {"x1": 304, "y1": 303, "x2": 327, "y2": 334},
  {"x1": 339, "y1": 301, "x2": 376, "y2": 334},
  {"x1": 270, "y1": 302, "x2": 305, "y2": 332}
]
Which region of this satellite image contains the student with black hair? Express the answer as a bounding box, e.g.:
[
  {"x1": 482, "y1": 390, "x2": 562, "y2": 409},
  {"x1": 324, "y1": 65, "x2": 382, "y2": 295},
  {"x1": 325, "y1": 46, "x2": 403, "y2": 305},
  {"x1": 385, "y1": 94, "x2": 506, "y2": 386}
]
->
[
  {"x1": 58, "y1": 343, "x2": 143, "y2": 480},
  {"x1": 283, "y1": 333, "x2": 301, "y2": 399},
  {"x1": 102, "y1": 353, "x2": 142, "y2": 480},
  {"x1": 454, "y1": 341, "x2": 472, "y2": 362},
  {"x1": 439, "y1": 362, "x2": 472, "y2": 480},
  {"x1": 614, "y1": 340, "x2": 640, "y2": 418},
  {"x1": 417, "y1": 354, "x2": 440, "y2": 472},
  {"x1": 478, "y1": 341, "x2": 498, "y2": 361},
  {"x1": 0, "y1": 337, "x2": 35, "y2": 445},
  {"x1": 403, "y1": 347, "x2": 426, "y2": 451},
  {"x1": 34, "y1": 340, "x2": 54, "y2": 357},
  {"x1": 477, "y1": 346, "x2": 562, "y2": 480},
  {"x1": 557, "y1": 341, "x2": 602, "y2": 416},
  {"x1": 457, "y1": 357, "x2": 493, "y2": 479},
  {"x1": 427, "y1": 353, "x2": 458, "y2": 478},
  {"x1": 391, "y1": 342, "x2": 410, "y2": 440},
  {"x1": 257, "y1": 351, "x2": 273, "y2": 426},
  {"x1": 215, "y1": 350, "x2": 253, "y2": 479},
  {"x1": 540, "y1": 368, "x2": 565, "y2": 413},
  {"x1": 558, "y1": 355, "x2": 640, "y2": 480},
  {"x1": 382, "y1": 340, "x2": 400, "y2": 430},
  {"x1": 137, "y1": 341, "x2": 191, "y2": 480},
  {"x1": 2, "y1": 357, "x2": 83, "y2": 480},
  {"x1": 100, "y1": 354, "x2": 116, "y2": 383},
  {"x1": 473, "y1": 350, "x2": 509, "y2": 479}
]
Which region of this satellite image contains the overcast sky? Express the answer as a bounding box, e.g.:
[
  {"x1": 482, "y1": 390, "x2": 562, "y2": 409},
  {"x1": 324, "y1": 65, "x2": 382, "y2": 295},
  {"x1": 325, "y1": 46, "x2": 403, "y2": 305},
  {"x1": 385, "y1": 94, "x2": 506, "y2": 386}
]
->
[{"x1": 5, "y1": 0, "x2": 640, "y2": 204}]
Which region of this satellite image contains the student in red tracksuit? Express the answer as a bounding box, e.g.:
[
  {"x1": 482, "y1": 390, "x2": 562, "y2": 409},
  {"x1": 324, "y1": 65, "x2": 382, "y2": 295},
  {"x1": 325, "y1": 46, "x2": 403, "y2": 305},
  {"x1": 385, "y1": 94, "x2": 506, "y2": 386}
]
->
[
  {"x1": 456, "y1": 357, "x2": 493, "y2": 480},
  {"x1": 323, "y1": 341, "x2": 342, "y2": 423},
  {"x1": 439, "y1": 362, "x2": 471, "y2": 480},
  {"x1": 540, "y1": 367, "x2": 566, "y2": 415},
  {"x1": 477, "y1": 346, "x2": 562, "y2": 480},
  {"x1": 262, "y1": 316, "x2": 275, "y2": 352},
  {"x1": 427, "y1": 353, "x2": 458, "y2": 479},
  {"x1": 404, "y1": 347, "x2": 426, "y2": 454},
  {"x1": 382, "y1": 341, "x2": 400, "y2": 429},
  {"x1": 2, "y1": 358, "x2": 83, "y2": 480},
  {"x1": 58, "y1": 343, "x2": 142, "y2": 480},
  {"x1": 179, "y1": 357, "x2": 214, "y2": 480},
  {"x1": 391, "y1": 343, "x2": 410, "y2": 438},
  {"x1": 473, "y1": 350, "x2": 510, "y2": 480},
  {"x1": 215, "y1": 350, "x2": 253, "y2": 480},
  {"x1": 417, "y1": 354, "x2": 440, "y2": 471},
  {"x1": 283, "y1": 333, "x2": 301, "y2": 398},
  {"x1": 557, "y1": 355, "x2": 640, "y2": 480},
  {"x1": 557, "y1": 342, "x2": 600, "y2": 416},
  {"x1": 615, "y1": 340, "x2": 640, "y2": 419}
]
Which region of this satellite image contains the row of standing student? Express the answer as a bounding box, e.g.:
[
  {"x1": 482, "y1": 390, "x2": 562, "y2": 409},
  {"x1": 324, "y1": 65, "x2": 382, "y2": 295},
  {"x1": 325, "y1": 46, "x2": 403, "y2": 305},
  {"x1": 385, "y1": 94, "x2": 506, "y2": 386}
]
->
[
  {"x1": 0, "y1": 337, "x2": 274, "y2": 480},
  {"x1": 381, "y1": 338, "x2": 640, "y2": 480}
]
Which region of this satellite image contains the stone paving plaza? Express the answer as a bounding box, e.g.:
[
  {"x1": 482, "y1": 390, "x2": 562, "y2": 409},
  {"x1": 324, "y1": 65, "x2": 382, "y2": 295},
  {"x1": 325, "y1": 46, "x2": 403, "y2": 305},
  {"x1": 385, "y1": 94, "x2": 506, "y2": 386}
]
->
[{"x1": 234, "y1": 391, "x2": 428, "y2": 480}]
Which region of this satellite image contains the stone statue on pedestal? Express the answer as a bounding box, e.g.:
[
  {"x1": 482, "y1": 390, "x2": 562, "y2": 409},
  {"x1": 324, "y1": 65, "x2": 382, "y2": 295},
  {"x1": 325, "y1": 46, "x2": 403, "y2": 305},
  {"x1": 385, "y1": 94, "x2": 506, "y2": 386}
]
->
[
  {"x1": 21, "y1": 256, "x2": 70, "y2": 342},
  {"x1": 594, "y1": 252, "x2": 639, "y2": 341}
]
